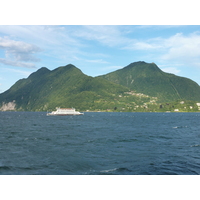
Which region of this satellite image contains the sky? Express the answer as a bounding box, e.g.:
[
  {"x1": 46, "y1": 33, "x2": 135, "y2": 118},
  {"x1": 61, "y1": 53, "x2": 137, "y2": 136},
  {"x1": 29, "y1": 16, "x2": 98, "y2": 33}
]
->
[{"x1": 0, "y1": 25, "x2": 200, "y2": 93}]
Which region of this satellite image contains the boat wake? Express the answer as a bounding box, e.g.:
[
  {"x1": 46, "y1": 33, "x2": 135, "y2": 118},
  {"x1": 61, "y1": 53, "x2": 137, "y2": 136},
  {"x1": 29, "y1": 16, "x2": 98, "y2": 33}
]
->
[{"x1": 99, "y1": 167, "x2": 131, "y2": 174}]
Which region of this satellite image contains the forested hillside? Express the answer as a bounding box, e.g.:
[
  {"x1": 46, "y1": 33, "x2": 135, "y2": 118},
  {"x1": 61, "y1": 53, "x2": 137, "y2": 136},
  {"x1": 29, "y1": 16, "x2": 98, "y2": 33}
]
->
[{"x1": 1, "y1": 62, "x2": 200, "y2": 112}]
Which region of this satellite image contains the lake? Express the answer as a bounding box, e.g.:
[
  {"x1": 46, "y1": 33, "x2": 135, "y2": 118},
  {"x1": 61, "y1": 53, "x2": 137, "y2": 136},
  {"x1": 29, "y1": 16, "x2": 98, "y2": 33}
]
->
[{"x1": 0, "y1": 111, "x2": 200, "y2": 175}]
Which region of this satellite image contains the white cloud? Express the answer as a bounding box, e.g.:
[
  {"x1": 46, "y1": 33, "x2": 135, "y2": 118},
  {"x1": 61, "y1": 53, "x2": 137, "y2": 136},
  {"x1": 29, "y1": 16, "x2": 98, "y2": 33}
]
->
[
  {"x1": 123, "y1": 40, "x2": 161, "y2": 50},
  {"x1": 161, "y1": 67, "x2": 181, "y2": 74},
  {"x1": 0, "y1": 37, "x2": 41, "y2": 60},
  {"x1": 0, "y1": 26, "x2": 77, "y2": 47},
  {"x1": 122, "y1": 31, "x2": 200, "y2": 71},
  {"x1": 0, "y1": 26, "x2": 84, "y2": 70},
  {"x1": 0, "y1": 58, "x2": 36, "y2": 68},
  {"x1": 74, "y1": 25, "x2": 130, "y2": 47},
  {"x1": 161, "y1": 32, "x2": 200, "y2": 63},
  {"x1": 0, "y1": 36, "x2": 41, "y2": 68}
]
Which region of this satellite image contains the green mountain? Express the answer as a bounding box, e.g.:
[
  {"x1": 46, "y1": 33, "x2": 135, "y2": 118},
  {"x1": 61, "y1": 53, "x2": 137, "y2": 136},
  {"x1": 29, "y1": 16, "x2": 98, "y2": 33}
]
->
[
  {"x1": 0, "y1": 62, "x2": 200, "y2": 112},
  {"x1": 0, "y1": 64, "x2": 132, "y2": 111},
  {"x1": 99, "y1": 61, "x2": 200, "y2": 102}
]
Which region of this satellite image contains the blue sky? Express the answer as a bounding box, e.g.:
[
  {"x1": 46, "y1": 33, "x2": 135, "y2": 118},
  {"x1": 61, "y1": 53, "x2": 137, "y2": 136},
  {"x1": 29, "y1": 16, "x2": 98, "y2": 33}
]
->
[{"x1": 0, "y1": 25, "x2": 200, "y2": 93}]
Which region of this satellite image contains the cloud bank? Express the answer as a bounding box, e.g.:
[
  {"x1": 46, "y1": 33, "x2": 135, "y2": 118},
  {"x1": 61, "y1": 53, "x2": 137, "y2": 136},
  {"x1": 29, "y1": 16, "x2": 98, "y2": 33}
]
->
[{"x1": 0, "y1": 37, "x2": 41, "y2": 68}]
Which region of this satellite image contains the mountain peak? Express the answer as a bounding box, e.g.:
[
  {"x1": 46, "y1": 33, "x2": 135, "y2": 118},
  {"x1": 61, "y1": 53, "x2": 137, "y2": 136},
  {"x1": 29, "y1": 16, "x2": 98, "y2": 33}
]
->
[
  {"x1": 130, "y1": 61, "x2": 146, "y2": 65},
  {"x1": 100, "y1": 61, "x2": 200, "y2": 102},
  {"x1": 65, "y1": 64, "x2": 76, "y2": 67},
  {"x1": 28, "y1": 67, "x2": 50, "y2": 79},
  {"x1": 125, "y1": 61, "x2": 159, "y2": 69},
  {"x1": 52, "y1": 64, "x2": 82, "y2": 73},
  {"x1": 121, "y1": 62, "x2": 162, "y2": 76}
]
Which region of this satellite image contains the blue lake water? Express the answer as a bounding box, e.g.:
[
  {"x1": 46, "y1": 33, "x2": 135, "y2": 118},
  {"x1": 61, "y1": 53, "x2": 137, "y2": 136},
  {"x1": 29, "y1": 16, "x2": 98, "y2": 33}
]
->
[{"x1": 0, "y1": 111, "x2": 200, "y2": 175}]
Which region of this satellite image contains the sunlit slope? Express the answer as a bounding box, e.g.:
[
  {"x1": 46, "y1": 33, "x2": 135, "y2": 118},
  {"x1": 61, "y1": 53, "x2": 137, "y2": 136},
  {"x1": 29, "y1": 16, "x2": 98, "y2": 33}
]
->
[
  {"x1": 99, "y1": 61, "x2": 200, "y2": 102},
  {"x1": 0, "y1": 64, "x2": 129, "y2": 111}
]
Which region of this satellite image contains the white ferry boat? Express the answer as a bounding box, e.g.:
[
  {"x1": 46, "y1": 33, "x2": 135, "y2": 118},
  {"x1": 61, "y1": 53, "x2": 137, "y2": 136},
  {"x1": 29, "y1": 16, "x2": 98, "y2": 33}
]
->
[{"x1": 47, "y1": 107, "x2": 84, "y2": 116}]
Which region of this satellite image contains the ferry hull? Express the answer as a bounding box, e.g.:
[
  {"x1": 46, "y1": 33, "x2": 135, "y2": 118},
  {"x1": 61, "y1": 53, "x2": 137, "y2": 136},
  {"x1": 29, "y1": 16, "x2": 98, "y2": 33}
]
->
[
  {"x1": 47, "y1": 107, "x2": 84, "y2": 116},
  {"x1": 47, "y1": 113, "x2": 84, "y2": 116}
]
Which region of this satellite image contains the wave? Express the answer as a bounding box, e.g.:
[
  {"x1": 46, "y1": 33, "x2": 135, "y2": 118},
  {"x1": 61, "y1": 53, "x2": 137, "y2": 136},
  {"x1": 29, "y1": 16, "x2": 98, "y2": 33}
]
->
[
  {"x1": 100, "y1": 168, "x2": 118, "y2": 173},
  {"x1": 0, "y1": 166, "x2": 11, "y2": 170},
  {"x1": 99, "y1": 167, "x2": 131, "y2": 174},
  {"x1": 173, "y1": 126, "x2": 188, "y2": 129},
  {"x1": 190, "y1": 144, "x2": 200, "y2": 147}
]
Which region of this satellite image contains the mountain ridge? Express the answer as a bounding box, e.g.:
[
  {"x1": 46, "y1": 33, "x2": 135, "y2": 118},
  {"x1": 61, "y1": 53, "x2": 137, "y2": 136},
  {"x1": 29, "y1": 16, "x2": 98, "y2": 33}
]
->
[
  {"x1": 99, "y1": 61, "x2": 200, "y2": 102},
  {"x1": 0, "y1": 64, "x2": 129, "y2": 111},
  {"x1": 1, "y1": 61, "x2": 200, "y2": 112}
]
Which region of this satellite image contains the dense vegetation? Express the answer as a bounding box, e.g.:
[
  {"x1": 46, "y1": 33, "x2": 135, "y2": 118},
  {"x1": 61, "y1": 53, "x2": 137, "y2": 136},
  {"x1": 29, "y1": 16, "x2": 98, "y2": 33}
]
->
[
  {"x1": 99, "y1": 61, "x2": 200, "y2": 102},
  {"x1": 0, "y1": 64, "x2": 130, "y2": 111},
  {"x1": 0, "y1": 62, "x2": 200, "y2": 112}
]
